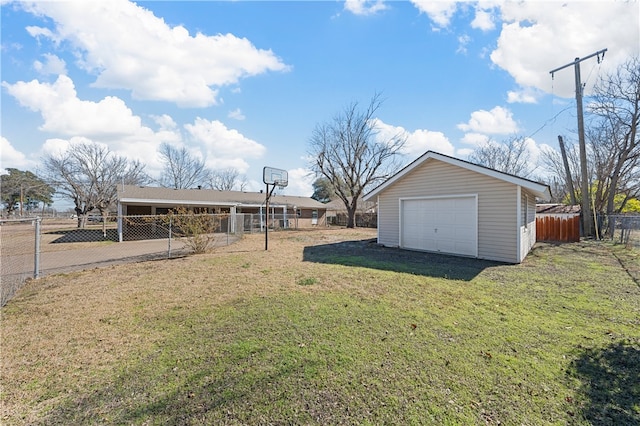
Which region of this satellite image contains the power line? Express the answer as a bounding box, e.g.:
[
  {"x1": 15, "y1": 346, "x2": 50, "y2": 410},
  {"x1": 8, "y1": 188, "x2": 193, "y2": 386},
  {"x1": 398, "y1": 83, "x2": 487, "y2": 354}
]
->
[{"x1": 527, "y1": 104, "x2": 574, "y2": 140}]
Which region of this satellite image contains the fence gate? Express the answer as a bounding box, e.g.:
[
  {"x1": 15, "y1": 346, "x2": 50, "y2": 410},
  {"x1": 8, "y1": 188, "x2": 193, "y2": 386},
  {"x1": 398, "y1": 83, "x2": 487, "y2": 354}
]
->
[{"x1": 536, "y1": 214, "x2": 580, "y2": 243}]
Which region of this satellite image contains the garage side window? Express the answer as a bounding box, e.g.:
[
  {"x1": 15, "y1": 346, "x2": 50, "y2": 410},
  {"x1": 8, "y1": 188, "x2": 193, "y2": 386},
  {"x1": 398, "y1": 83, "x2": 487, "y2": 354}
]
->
[{"x1": 524, "y1": 194, "x2": 529, "y2": 228}]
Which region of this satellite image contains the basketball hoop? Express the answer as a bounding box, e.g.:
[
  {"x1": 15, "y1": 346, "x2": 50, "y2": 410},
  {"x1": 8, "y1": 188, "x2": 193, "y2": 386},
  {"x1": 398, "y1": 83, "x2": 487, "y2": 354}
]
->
[{"x1": 263, "y1": 166, "x2": 288, "y2": 187}]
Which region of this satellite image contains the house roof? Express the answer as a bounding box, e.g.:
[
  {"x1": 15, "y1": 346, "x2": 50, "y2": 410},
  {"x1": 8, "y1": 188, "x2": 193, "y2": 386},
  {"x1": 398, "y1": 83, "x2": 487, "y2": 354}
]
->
[
  {"x1": 323, "y1": 197, "x2": 376, "y2": 212},
  {"x1": 117, "y1": 185, "x2": 327, "y2": 209},
  {"x1": 363, "y1": 151, "x2": 552, "y2": 201},
  {"x1": 536, "y1": 204, "x2": 581, "y2": 214}
]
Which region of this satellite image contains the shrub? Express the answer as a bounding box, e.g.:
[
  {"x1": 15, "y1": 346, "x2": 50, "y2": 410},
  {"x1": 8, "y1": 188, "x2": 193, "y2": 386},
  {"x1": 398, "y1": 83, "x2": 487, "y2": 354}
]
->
[{"x1": 168, "y1": 207, "x2": 223, "y2": 254}]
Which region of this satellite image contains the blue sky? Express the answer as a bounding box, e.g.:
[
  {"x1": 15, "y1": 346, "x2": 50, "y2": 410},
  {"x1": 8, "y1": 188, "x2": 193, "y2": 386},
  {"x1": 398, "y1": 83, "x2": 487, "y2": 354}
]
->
[{"x1": 1, "y1": 0, "x2": 638, "y2": 203}]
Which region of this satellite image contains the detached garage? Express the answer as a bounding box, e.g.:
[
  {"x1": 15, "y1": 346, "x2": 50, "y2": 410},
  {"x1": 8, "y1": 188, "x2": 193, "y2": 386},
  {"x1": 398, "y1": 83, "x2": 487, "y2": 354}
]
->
[{"x1": 363, "y1": 151, "x2": 551, "y2": 263}]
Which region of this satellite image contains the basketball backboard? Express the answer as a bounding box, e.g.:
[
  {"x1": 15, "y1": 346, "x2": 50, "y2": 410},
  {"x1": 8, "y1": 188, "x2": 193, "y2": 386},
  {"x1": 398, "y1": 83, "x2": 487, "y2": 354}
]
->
[{"x1": 263, "y1": 166, "x2": 288, "y2": 187}]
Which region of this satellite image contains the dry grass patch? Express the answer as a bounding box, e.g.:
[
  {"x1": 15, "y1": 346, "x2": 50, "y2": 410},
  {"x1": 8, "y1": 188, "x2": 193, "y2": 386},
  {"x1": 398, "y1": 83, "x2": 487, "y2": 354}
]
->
[{"x1": 1, "y1": 229, "x2": 639, "y2": 425}]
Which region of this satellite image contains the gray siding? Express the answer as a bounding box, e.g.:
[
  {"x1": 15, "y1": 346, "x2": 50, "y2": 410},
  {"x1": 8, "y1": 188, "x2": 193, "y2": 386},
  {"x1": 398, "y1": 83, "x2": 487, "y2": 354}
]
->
[{"x1": 377, "y1": 158, "x2": 519, "y2": 263}]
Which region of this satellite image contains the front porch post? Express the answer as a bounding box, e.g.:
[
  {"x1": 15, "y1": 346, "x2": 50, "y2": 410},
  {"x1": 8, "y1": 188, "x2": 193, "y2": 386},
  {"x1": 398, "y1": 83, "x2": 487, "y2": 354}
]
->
[{"x1": 117, "y1": 202, "x2": 123, "y2": 242}]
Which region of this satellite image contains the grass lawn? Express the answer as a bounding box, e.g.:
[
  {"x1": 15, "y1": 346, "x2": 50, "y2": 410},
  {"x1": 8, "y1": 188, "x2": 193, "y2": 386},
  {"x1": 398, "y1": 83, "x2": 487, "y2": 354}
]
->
[{"x1": 1, "y1": 228, "x2": 639, "y2": 425}]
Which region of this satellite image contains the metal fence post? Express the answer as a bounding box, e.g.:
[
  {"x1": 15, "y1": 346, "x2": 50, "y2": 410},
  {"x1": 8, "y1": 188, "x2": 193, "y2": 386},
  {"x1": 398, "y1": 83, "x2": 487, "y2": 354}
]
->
[
  {"x1": 168, "y1": 216, "x2": 172, "y2": 258},
  {"x1": 34, "y1": 217, "x2": 41, "y2": 279}
]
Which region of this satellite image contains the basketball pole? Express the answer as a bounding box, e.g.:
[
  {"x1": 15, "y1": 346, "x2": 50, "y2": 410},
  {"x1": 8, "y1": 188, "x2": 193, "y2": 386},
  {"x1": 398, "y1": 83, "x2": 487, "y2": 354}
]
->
[
  {"x1": 265, "y1": 183, "x2": 269, "y2": 250},
  {"x1": 262, "y1": 166, "x2": 288, "y2": 251},
  {"x1": 264, "y1": 182, "x2": 278, "y2": 250}
]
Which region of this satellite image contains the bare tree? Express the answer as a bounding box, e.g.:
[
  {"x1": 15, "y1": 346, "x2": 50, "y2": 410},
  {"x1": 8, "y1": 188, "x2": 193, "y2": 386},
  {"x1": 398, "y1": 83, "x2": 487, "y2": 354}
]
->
[
  {"x1": 540, "y1": 140, "x2": 582, "y2": 204},
  {"x1": 43, "y1": 142, "x2": 148, "y2": 228},
  {"x1": 308, "y1": 93, "x2": 406, "y2": 228},
  {"x1": 209, "y1": 168, "x2": 247, "y2": 191},
  {"x1": 588, "y1": 57, "x2": 640, "y2": 217},
  {"x1": 158, "y1": 143, "x2": 210, "y2": 189},
  {"x1": 468, "y1": 136, "x2": 537, "y2": 178}
]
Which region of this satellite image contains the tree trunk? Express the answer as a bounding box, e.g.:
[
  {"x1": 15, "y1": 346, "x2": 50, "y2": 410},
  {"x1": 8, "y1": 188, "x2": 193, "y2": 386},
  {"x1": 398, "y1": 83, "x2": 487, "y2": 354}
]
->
[
  {"x1": 75, "y1": 207, "x2": 83, "y2": 228},
  {"x1": 346, "y1": 205, "x2": 357, "y2": 228},
  {"x1": 101, "y1": 212, "x2": 108, "y2": 238},
  {"x1": 605, "y1": 147, "x2": 630, "y2": 217}
]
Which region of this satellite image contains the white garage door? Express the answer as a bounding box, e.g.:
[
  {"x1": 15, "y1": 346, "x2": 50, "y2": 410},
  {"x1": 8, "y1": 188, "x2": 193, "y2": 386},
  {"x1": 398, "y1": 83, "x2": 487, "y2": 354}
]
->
[{"x1": 401, "y1": 196, "x2": 477, "y2": 257}]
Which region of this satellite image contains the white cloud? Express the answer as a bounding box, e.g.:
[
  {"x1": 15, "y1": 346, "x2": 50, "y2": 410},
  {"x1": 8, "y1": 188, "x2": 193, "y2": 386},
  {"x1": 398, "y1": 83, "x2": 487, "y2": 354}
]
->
[
  {"x1": 411, "y1": 0, "x2": 458, "y2": 29},
  {"x1": 490, "y1": 1, "x2": 639, "y2": 98},
  {"x1": 506, "y1": 87, "x2": 541, "y2": 104},
  {"x1": 344, "y1": 0, "x2": 387, "y2": 16},
  {"x1": 19, "y1": 0, "x2": 290, "y2": 107},
  {"x1": 33, "y1": 53, "x2": 67, "y2": 75},
  {"x1": 519, "y1": 137, "x2": 554, "y2": 168},
  {"x1": 457, "y1": 34, "x2": 471, "y2": 55},
  {"x1": 41, "y1": 138, "x2": 72, "y2": 157},
  {"x1": 372, "y1": 119, "x2": 455, "y2": 157},
  {"x1": 460, "y1": 132, "x2": 490, "y2": 147},
  {"x1": 456, "y1": 147, "x2": 475, "y2": 158},
  {"x1": 285, "y1": 167, "x2": 314, "y2": 197},
  {"x1": 151, "y1": 114, "x2": 178, "y2": 131},
  {"x1": 3, "y1": 75, "x2": 143, "y2": 136},
  {"x1": 471, "y1": 8, "x2": 495, "y2": 32},
  {"x1": 185, "y1": 118, "x2": 266, "y2": 174},
  {"x1": 2, "y1": 74, "x2": 264, "y2": 181},
  {"x1": 25, "y1": 25, "x2": 57, "y2": 42},
  {"x1": 1, "y1": 136, "x2": 37, "y2": 171},
  {"x1": 404, "y1": 128, "x2": 455, "y2": 157},
  {"x1": 3, "y1": 75, "x2": 183, "y2": 175},
  {"x1": 457, "y1": 106, "x2": 519, "y2": 135},
  {"x1": 228, "y1": 108, "x2": 246, "y2": 121},
  {"x1": 522, "y1": 137, "x2": 542, "y2": 164}
]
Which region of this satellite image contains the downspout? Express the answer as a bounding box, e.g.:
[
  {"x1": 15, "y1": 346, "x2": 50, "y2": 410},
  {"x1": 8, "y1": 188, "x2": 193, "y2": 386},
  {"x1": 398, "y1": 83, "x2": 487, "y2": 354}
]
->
[{"x1": 376, "y1": 196, "x2": 380, "y2": 243}]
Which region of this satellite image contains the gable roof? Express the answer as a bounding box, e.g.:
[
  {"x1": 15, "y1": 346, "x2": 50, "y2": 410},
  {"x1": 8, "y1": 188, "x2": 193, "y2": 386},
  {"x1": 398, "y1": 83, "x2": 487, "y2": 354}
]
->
[
  {"x1": 117, "y1": 185, "x2": 327, "y2": 209},
  {"x1": 363, "y1": 151, "x2": 551, "y2": 201}
]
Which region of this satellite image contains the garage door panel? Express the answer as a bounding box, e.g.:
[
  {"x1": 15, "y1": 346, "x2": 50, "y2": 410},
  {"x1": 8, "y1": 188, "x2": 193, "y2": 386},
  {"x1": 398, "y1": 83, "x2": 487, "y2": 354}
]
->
[{"x1": 401, "y1": 196, "x2": 477, "y2": 257}]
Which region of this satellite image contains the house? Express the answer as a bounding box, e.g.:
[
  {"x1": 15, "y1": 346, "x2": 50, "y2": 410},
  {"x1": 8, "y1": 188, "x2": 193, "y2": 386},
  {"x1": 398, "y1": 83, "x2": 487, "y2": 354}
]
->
[
  {"x1": 116, "y1": 185, "x2": 327, "y2": 241},
  {"x1": 324, "y1": 197, "x2": 377, "y2": 227},
  {"x1": 363, "y1": 151, "x2": 551, "y2": 263}
]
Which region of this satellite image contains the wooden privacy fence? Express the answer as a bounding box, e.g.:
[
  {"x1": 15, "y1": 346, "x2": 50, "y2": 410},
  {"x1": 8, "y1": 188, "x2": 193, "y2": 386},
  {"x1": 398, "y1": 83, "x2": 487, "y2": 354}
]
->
[{"x1": 536, "y1": 214, "x2": 580, "y2": 243}]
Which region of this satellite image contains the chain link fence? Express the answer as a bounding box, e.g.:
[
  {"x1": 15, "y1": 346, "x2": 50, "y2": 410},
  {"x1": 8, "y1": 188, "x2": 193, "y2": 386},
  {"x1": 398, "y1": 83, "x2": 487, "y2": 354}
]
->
[
  {"x1": 1, "y1": 212, "x2": 314, "y2": 306},
  {"x1": 1, "y1": 218, "x2": 41, "y2": 306},
  {"x1": 119, "y1": 212, "x2": 299, "y2": 242},
  {"x1": 4, "y1": 211, "x2": 636, "y2": 306},
  {"x1": 327, "y1": 213, "x2": 377, "y2": 228},
  {"x1": 608, "y1": 214, "x2": 640, "y2": 248},
  {"x1": 0, "y1": 213, "x2": 254, "y2": 307}
]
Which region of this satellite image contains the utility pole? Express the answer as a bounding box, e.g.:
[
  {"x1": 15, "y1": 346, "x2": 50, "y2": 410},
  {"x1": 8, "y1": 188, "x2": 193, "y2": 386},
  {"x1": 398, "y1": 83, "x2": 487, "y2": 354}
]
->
[
  {"x1": 557, "y1": 136, "x2": 576, "y2": 205},
  {"x1": 550, "y1": 48, "x2": 607, "y2": 238}
]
